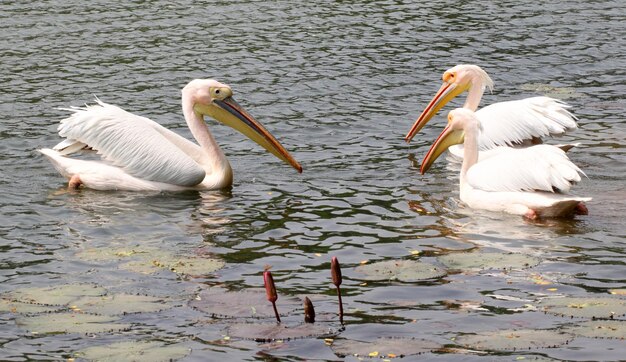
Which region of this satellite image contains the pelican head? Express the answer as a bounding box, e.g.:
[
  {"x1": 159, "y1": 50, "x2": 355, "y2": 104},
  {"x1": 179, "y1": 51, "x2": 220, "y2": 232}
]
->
[
  {"x1": 184, "y1": 79, "x2": 302, "y2": 173},
  {"x1": 420, "y1": 108, "x2": 480, "y2": 174},
  {"x1": 405, "y1": 64, "x2": 493, "y2": 143}
]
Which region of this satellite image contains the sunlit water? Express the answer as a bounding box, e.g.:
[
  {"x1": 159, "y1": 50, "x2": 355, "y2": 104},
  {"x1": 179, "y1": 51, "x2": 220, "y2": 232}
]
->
[{"x1": 1, "y1": 1, "x2": 624, "y2": 360}]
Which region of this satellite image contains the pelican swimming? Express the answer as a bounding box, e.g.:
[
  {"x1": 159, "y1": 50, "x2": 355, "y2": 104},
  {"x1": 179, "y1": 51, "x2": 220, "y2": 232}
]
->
[
  {"x1": 420, "y1": 108, "x2": 590, "y2": 219},
  {"x1": 40, "y1": 79, "x2": 302, "y2": 191},
  {"x1": 405, "y1": 64, "x2": 578, "y2": 159}
]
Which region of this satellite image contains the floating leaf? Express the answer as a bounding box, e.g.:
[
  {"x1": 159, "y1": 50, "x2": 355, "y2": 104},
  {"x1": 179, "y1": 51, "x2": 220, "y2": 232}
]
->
[
  {"x1": 455, "y1": 329, "x2": 573, "y2": 351},
  {"x1": 122, "y1": 255, "x2": 224, "y2": 276},
  {"x1": 163, "y1": 257, "x2": 225, "y2": 276},
  {"x1": 76, "y1": 246, "x2": 225, "y2": 276},
  {"x1": 530, "y1": 273, "x2": 553, "y2": 285},
  {"x1": 76, "y1": 340, "x2": 190, "y2": 362},
  {"x1": 75, "y1": 246, "x2": 161, "y2": 262},
  {"x1": 122, "y1": 260, "x2": 169, "y2": 275},
  {"x1": 437, "y1": 252, "x2": 540, "y2": 271},
  {"x1": 539, "y1": 297, "x2": 626, "y2": 319},
  {"x1": 190, "y1": 288, "x2": 300, "y2": 318},
  {"x1": 5, "y1": 284, "x2": 106, "y2": 306},
  {"x1": 17, "y1": 312, "x2": 130, "y2": 334},
  {"x1": 354, "y1": 260, "x2": 446, "y2": 282},
  {"x1": 72, "y1": 294, "x2": 169, "y2": 315},
  {"x1": 0, "y1": 299, "x2": 63, "y2": 314},
  {"x1": 520, "y1": 83, "x2": 581, "y2": 99},
  {"x1": 562, "y1": 320, "x2": 626, "y2": 339},
  {"x1": 227, "y1": 323, "x2": 334, "y2": 341},
  {"x1": 331, "y1": 337, "x2": 440, "y2": 358}
]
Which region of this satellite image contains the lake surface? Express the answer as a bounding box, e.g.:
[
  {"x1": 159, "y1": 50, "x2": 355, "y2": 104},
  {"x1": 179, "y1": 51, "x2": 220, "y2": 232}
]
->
[{"x1": 1, "y1": 0, "x2": 624, "y2": 360}]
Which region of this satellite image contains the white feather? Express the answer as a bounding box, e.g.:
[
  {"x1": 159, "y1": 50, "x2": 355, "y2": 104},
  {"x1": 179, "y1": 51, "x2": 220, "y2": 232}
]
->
[
  {"x1": 39, "y1": 148, "x2": 200, "y2": 191},
  {"x1": 52, "y1": 139, "x2": 88, "y2": 155},
  {"x1": 460, "y1": 184, "x2": 591, "y2": 218},
  {"x1": 476, "y1": 97, "x2": 577, "y2": 150},
  {"x1": 55, "y1": 100, "x2": 205, "y2": 187},
  {"x1": 466, "y1": 144, "x2": 583, "y2": 193}
]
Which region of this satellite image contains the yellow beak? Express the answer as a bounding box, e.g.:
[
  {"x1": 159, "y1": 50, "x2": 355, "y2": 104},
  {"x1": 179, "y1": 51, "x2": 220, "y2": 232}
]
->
[
  {"x1": 199, "y1": 97, "x2": 302, "y2": 173},
  {"x1": 405, "y1": 81, "x2": 467, "y2": 143},
  {"x1": 420, "y1": 125, "x2": 465, "y2": 174}
]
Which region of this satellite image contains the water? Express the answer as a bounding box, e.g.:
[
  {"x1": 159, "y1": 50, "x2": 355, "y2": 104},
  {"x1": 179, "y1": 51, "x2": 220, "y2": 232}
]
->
[{"x1": 1, "y1": 0, "x2": 625, "y2": 360}]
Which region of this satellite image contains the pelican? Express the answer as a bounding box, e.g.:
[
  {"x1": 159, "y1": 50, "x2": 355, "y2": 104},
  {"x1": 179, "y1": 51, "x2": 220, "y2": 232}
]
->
[
  {"x1": 420, "y1": 108, "x2": 590, "y2": 219},
  {"x1": 40, "y1": 79, "x2": 302, "y2": 191},
  {"x1": 405, "y1": 64, "x2": 578, "y2": 159}
]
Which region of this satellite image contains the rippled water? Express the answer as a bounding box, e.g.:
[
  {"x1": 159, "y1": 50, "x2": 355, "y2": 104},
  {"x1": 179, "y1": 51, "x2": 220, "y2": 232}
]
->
[{"x1": 1, "y1": 0, "x2": 625, "y2": 360}]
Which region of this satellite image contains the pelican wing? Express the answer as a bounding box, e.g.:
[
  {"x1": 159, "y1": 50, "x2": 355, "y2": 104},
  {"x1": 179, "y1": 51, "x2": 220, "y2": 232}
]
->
[
  {"x1": 54, "y1": 100, "x2": 205, "y2": 187},
  {"x1": 466, "y1": 145, "x2": 584, "y2": 193},
  {"x1": 476, "y1": 97, "x2": 577, "y2": 149}
]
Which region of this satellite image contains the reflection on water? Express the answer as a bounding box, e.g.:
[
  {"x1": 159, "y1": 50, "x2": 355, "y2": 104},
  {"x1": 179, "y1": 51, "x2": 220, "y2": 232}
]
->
[{"x1": 0, "y1": 0, "x2": 624, "y2": 360}]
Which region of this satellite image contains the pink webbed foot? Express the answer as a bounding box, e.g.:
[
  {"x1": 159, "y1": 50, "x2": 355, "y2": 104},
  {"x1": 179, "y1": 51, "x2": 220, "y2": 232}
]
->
[
  {"x1": 575, "y1": 202, "x2": 588, "y2": 215},
  {"x1": 524, "y1": 209, "x2": 538, "y2": 220},
  {"x1": 68, "y1": 175, "x2": 82, "y2": 190}
]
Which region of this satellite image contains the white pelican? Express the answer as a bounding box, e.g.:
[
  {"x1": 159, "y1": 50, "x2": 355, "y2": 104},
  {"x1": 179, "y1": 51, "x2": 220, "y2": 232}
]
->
[
  {"x1": 420, "y1": 108, "x2": 590, "y2": 219},
  {"x1": 405, "y1": 64, "x2": 578, "y2": 159},
  {"x1": 40, "y1": 79, "x2": 302, "y2": 191}
]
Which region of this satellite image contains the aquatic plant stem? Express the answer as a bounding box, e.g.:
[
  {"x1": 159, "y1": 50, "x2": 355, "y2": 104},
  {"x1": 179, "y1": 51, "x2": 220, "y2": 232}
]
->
[
  {"x1": 263, "y1": 268, "x2": 281, "y2": 323},
  {"x1": 272, "y1": 302, "x2": 281, "y2": 323},
  {"x1": 331, "y1": 256, "x2": 344, "y2": 324},
  {"x1": 336, "y1": 285, "x2": 344, "y2": 324}
]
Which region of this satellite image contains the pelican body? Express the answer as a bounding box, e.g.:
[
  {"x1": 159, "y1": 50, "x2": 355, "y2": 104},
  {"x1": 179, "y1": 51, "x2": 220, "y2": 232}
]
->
[
  {"x1": 40, "y1": 79, "x2": 302, "y2": 191},
  {"x1": 421, "y1": 108, "x2": 590, "y2": 219},
  {"x1": 405, "y1": 64, "x2": 578, "y2": 157}
]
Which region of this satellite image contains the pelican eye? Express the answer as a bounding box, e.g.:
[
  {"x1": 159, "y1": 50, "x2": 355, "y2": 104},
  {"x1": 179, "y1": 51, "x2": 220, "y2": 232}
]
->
[{"x1": 211, "y1": 87, "x2": 227, "y2": 99}]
